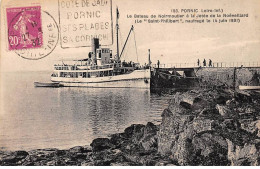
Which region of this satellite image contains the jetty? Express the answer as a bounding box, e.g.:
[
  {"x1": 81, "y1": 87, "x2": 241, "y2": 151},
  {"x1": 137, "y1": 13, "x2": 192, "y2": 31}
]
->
[{"x1": 150, "y1": 61, "x2": 260, "y2": 89}]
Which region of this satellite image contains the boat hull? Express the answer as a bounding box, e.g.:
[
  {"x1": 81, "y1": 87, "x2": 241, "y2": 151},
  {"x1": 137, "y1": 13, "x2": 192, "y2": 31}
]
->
[
  {"x1": 51, "y1": 69, "x2": 151, "y2": 88},
  {"x1": 34, "y1": 82, "x2": 62, "y2": 87}
]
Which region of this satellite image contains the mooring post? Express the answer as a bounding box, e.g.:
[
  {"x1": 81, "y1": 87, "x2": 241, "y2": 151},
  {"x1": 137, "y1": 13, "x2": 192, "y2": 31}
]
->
[{"x1": 233, "y1": 67, "x2": 237, "y2": 89}]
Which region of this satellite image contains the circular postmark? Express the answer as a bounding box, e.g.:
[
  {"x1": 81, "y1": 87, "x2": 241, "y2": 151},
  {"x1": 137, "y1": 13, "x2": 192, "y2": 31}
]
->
[{"x1": 11, "y1": 11, "x2": 59, "y2": 60}]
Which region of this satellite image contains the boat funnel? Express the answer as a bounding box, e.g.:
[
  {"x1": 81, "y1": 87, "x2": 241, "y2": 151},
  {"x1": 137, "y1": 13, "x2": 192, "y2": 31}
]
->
[{"x1": 92, "y1": 38, "x2": 100, "y2": 54}]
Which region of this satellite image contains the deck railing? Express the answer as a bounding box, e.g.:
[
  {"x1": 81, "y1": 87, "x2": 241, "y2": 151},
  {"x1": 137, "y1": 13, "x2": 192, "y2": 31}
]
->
[
  {"x1": 152, "y1": 62, "x2": 260, "y2": 68},
  {"x1": 90, "y1": 64, "x2": 115, "y2": 70},
  {"x1": 54, "y1": 63, "x2": 117, "y2": 70}
]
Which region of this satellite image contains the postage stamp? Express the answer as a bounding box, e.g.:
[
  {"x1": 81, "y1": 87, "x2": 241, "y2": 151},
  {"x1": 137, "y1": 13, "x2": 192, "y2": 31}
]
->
[{"x1": 6, "y1": 6, "x2": 43, "y2": 51}]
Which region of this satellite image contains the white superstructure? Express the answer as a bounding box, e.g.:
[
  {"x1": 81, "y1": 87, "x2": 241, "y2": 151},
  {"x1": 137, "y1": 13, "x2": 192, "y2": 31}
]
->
[
  {"x1": 51, "y1": 61, "x2": 150, "y2": 88},
  {"x1": 51, "y1": 8, "x2": 151, "y2": 88},
  {"x1": 50, "y1": 38, "x2": 151, "y2": 88}
]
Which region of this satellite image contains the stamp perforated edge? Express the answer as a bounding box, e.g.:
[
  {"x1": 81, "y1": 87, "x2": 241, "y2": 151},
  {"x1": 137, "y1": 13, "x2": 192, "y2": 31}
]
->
[{"x1": 4, "y1": 4, "x2": 44, "y2": 52}]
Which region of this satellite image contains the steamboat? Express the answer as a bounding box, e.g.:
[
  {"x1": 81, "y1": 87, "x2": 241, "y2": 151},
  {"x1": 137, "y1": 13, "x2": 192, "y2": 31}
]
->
[{"x1": 50, "y1": 9, "x2": 151, "y2": 88}]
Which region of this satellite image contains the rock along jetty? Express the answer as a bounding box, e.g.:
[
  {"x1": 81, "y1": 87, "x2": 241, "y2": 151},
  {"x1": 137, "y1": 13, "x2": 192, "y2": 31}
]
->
[{"x1": 1, "y1": 88, "x2": 260, "y2": 166}]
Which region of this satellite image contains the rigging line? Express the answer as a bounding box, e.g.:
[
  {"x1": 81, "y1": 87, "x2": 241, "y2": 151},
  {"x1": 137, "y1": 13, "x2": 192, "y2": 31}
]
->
[
  {"x1": 119, "y1": 29, "x2": 124, "y2": 58},
  {"x1": 121, "y1": 37, "x2": 128, "y2": 61},
  {"x1": 118, "y1": 19, "x2": 123, "y2": 47},
  {"x1": 123, "y1": 31, "x2": 134, "y2": 61},
  {"x1": 123, "y1": 35, "x2": 131, "y2": 61},
  {"x1": 112, "y1": 24, "x2": 117, "y2": 60},
  {"x1": 112, "y1": 24, "x2": 120, "y2": 59},
  {"x1": 113, "y1": 24, "x2": 117, "y2": 42},
  {"x1": 133, "y1": 29, "x2": 139, "y2": 63},
  {"x1": 119, "y1": 29, "x2": 123, "y2": 47}
]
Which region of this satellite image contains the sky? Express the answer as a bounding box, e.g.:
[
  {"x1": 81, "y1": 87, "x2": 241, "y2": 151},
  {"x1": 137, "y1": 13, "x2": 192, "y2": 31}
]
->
[{"x1": 1, "y1": 0, "x2": 260, "y2": 72}]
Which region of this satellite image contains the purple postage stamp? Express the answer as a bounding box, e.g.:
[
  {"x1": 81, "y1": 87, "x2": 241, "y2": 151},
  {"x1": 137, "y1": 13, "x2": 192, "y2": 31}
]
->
[{"x1": 6, "y1": 6, "x2": 43, "y2": 50}]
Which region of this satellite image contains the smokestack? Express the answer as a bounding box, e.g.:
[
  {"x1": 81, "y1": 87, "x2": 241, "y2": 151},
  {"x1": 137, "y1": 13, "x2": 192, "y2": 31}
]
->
[
  {"x1": 92, "y1": 38, "x2": 99, "y2": 54},
  {"x1": 92, "y1": 38, "x2": 99, "y2": 65}
]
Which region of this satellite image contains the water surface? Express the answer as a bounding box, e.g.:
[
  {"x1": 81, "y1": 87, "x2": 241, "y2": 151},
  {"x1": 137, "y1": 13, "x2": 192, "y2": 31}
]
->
[{"x1": 0, "y1": 71, "x2": 171, "y2": 151}]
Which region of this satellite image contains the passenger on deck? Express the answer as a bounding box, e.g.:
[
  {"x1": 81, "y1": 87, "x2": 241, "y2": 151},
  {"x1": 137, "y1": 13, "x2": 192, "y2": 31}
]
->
[
  {"x1": 203, "y1": 59, "x2": 206, "y2": 67},
  {"x1": 197, "y1": 59, "x2": 200, "y2": 66},
  {"x1": 209, "y1": 59, "x2": 212, "y2": 67}
]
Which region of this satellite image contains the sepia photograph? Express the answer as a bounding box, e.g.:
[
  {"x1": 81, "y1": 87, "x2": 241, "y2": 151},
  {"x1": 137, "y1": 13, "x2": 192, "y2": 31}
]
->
[{"x1": 0, "y1": 0, "x2": 260, "y2": 166}]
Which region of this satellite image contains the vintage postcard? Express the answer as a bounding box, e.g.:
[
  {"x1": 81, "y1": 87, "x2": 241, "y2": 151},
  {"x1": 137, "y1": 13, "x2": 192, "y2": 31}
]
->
[{"x1": 0, "y1": 0, "x2": 260, "y2": 166}]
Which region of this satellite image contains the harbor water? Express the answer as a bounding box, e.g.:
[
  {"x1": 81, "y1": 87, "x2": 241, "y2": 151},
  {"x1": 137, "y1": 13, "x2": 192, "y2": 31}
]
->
[{"x1": 0, "y1": 71, "x2": 171, "y2": 151}]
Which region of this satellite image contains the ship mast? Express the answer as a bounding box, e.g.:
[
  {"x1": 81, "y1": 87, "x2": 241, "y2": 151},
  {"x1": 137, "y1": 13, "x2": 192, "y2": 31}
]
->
[{"x1": 116, "y1": 7, "x2": 120, "y2": 62}]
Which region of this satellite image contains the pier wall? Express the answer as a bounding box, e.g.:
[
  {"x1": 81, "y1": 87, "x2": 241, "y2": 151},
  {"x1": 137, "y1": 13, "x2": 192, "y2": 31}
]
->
[
  {"x1": 196, "y1": 67, "x2": 260, "y2": 88},
  {"x1": 150, "y1": 67, "x2": 260, "y2": 88}
]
